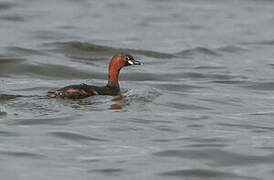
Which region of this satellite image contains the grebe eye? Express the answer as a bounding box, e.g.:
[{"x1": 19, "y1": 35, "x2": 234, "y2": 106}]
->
[{"x1": 126, "y1": 56, "x2": 130, "y2": 60}]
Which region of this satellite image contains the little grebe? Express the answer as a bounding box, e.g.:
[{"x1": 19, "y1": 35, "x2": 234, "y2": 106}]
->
[{"x1": 47, "y1": 52, "x2": 141, "y2": 99}]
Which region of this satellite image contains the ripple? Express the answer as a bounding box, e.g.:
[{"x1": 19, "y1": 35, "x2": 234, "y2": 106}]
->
[
  {"x1": 177, "y1": 45, "x2": 247, "y2": 58},
  {"x1": 6, "y1": 46, "x2": 45, "y2": 56},
  {"x1": 142, "y1": 71, "x2": 247, "y2": 82},
  {"x1": 10, "y1": 116, "x2": 75, "y2": 126},
  {"x1": 0, "y1": 151, "x2": 45, "y2": 159},
  {"x1": 268, "y1": 63, "x2": 274, "y2": 69},
  {"x1": 154, "y1": 149, "x2": 274, "y2": 166},
  {"x1": 193, "y1": 65, "x2": 226, "y2": 70},
  {"x1": 187, "y1": 143, "x2": 226, "y2": 148},
  {"x1": 32, "y1": 30, "x2": 78, "y2": 40},
  {"x1": 48, "y1": 131, "x2": 109, "y2": 143},
  {"x1": 176, "y1": 47, "x2": 221, "y2": 57},
  {"x1": 44, "y1": 41, "x2": 174, "y2": 59},
  {"x1": 0, "y1": 131, "x2": 18, "y2": 136},
  {"x1": 185, "y1": 24, "x2": 204, "y2": 30},
  {"x1": 0, "y1": 2, "x2": 15, "y2": 10},
  {"x1": 198, "y1": 97, "x2": 243, "y2": 106},
  {"x1": 24, "y1": 63, "x2": 101, "y2": 79},
  {"x1": 165, "y1": 102, "x2": 212, "y2": 110},
  {"x1": 216, "y1": 45, "x2": 246, "y2": 53},
  {"x1": 249, "y1": 111, "x2": 274, "y2": 116},
  {"x1": 0, "y1": 62, "x2": 103, "y2": 79},
  {"x1": 159, "y1": 169, "x2": 257, "y2": 179},
  {"x1": 125, "y1": 88, "x2": 161, "y2": 103},
  {"x1": 153, "y1": 137, "x2": 228, "y2": 148},
  {"x1": 78, "y1": 145, "x2": 147, "y2": 160},
  {"x1": 88, "y1": 168, "x2": 124, "y2": 175},
  {"x1": 108, "y1": 88, "x2": 161, "y2": 110},
  {"x1": 0, "y1": 15, "x2": 25, "y2": 22},
  {"x1": 242, "y1": 40, "x2": 274, "y2": 46},
  {"x1": 122, "y1": 72, "x2": 178, "y2": 81},
  {"x1": 149, "y1": 83, "x2": 203, "y2": 92},
  {"x1": 206, "y1": 74, "x2": 247, "y2": 81},
  {"x1": 130, "y1": 118, "x2": 171, "y2": 125},
  {"x1": 240, "y1": 81, "x2": 274, "y2": 91},
  {"x1": 217, "y1": 123, "x2": 274, "y2": 131},
  {"x1": 213, "y1": 80, "x2": 246, "y2": 85}
]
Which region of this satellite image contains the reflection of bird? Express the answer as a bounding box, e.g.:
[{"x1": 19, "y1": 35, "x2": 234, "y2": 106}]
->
[{"x1": 47, "y1": 53, "x2": 141, "y2": 99}]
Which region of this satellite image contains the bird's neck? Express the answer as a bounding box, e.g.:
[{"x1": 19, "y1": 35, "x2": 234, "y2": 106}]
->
[
  {"x1": 107, "y1": 57, "x2": 124, "y2": 88},
  {"x1": 107, "y1": 69, "x2": 120, "y2": 88}
]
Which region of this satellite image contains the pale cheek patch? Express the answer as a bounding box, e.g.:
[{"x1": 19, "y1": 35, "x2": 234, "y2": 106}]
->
[{"x1": 128, "y1": 60, "x2": 134, "y2": 65}]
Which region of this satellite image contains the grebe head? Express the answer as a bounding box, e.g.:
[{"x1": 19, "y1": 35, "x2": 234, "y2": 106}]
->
[
  {"x1": 107, "y1": 52, "x2": 140, "y2": 88},
  {"x1": 110, "y1": 53, "x2": 140, "y2": 70},
  {"x1": 122, "y1": 53, "x2": 141, "y2": 66}
]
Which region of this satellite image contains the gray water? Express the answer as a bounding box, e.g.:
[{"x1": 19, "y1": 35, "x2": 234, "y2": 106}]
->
[{"x1": 1, "y1": 0, "x2": 274, "y2": 179}]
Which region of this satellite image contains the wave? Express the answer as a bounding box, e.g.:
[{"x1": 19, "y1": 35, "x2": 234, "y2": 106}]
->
[
  {"x1": 0, "y1": 2, "x2": 15, "y2": 10},
  {"x1": 0, "y1": 15, "x2": 25, "y2": 22},
  {"x1": 241, "y1": 40, "x2": 274, "y2": 46},
  {"x1": 6, "y1": 46, "x2": 46, "y2": 56},
  {"x1": 216, "y1": 45, "x2": 246, "y2": 53},
  {"x1": 159, "y1": 169, "x2": 254, "y2": 179},
  {"x1": 43, "y1": 41, "x2": 175, "y2": 59},
  {"x1": 48, "y1": 131, "x2": 109, "y2": 142},
  {"x1": 176, "y1": 47, "x2": 221, "y2": 57},
  {"x1": 176, "y1": 45, "x2": 247, "y2": 58}
]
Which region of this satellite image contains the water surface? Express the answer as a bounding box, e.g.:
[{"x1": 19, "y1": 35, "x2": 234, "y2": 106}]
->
[{"x1": 1, "y1": 0, "x2": 274, "y2": 179}]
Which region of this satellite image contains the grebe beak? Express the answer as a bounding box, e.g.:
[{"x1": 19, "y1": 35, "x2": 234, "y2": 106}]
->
[{"x1": 127, "y1": 59, "x2": 141, "y2": 65}]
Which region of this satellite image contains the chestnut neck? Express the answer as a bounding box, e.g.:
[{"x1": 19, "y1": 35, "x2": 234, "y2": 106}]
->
[{"x1": 107, "y1": 57, "x2": 124, "y2": 88}]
